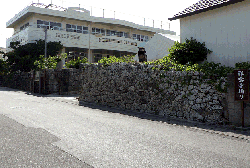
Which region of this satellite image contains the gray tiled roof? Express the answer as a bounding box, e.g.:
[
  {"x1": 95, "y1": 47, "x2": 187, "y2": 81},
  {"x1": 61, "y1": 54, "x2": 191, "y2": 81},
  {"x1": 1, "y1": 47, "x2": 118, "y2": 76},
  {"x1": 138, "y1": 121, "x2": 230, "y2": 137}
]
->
[{"x1": 168, "y1": 0, "x2": 245, "y2": 21}]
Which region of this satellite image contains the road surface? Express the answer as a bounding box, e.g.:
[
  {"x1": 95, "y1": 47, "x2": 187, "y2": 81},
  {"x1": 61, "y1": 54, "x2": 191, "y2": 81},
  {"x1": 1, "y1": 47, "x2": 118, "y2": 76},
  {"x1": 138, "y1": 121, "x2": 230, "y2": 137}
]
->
[{"x1": 0, "y1": 87, "x2": 250, "y2": 167}]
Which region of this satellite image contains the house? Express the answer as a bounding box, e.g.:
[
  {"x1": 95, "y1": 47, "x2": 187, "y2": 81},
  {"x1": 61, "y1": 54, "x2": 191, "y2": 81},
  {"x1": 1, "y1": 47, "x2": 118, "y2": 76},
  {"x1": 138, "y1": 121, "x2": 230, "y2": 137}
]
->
[
  {"x1": 6, "y1": 2, "x2": 176, "y2": 63},
  {"x1": 168, "y1": 0, "x2": 250, "y2": 68}
]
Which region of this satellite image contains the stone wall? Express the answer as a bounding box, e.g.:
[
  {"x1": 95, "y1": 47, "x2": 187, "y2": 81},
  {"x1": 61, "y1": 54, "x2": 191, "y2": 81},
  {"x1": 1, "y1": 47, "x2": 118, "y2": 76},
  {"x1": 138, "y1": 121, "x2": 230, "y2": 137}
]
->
[
  {"x1": 2, "y1": 68, "x2": 82, "y2": 95},
  {"x1": 79, "y1": 62, "x2": 230, "y2": 125},
  {"x1": 2, "y1": 63, "x2": 249, "y2": 126},
  {"x1": 2, "y1": 71, "x2": 34, "y2": 92},
  {"x1": 42, "y1": 69, "x2": 81, "y2": 95}
]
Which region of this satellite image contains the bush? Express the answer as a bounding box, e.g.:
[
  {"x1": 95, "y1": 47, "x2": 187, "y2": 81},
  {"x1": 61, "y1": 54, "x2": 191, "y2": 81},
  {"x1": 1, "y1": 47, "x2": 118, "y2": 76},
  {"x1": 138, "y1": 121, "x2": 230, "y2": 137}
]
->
[
  {"x1": 98, "y1": 55, "x2": 136, "y2": 67},
  {"x1": 0, "y1": 58, "x2": 7, "y2": 75},
  {"x1": 168, "y1": 37, "x2": 212, "y2": 65},
  {"x1": 34, "y1": 53, "x2": 67, "y2": 70},
  {"x1": 65, "y1": 57, "x2": 88, "y2": 69}
]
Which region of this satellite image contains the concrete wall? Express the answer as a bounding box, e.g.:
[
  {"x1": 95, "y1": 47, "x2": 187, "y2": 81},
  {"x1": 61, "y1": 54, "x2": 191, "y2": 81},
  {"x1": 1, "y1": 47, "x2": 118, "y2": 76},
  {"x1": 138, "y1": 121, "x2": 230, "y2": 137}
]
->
[
  {"x1": 6, "y1": 13, "x2": 155, "y2": 54},
  {"x1": 144, "y1": 33, "x2": 180, "y2": 61},
  {"x1": 180, "y1": 0, "x2": 250, "y2": 68}
]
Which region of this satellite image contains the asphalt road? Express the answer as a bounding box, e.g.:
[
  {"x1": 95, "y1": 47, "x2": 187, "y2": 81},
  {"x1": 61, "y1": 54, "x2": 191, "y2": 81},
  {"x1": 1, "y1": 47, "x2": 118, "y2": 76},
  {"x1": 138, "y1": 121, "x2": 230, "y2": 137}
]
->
[{"x1": 0, "y1": 87, "x2": 250, "y2": 168}]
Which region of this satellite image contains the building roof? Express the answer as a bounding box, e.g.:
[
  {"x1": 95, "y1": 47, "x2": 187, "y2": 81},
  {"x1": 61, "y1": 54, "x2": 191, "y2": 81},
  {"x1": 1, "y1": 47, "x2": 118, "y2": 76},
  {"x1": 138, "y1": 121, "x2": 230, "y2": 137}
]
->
[
  {"x1": 7, "y1": 3, "x2": 176, "y2": 35},
  {"x1": 168, "y1": 0, "x2": 245, "y2": 21}
]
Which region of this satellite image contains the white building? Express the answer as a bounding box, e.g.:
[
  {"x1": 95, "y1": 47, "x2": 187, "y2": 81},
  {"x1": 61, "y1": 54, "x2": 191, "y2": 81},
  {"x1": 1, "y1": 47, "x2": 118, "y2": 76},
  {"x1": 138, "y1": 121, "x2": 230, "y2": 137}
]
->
[
  {"x1": 142, "y1": 33, "x2": 180, "y2": 61},
  {"x1": 6, "y1": 3, "x2": 176, "y2": 63},
  {"x1": 0, "y1": 47, "x2": 6, "y2": 60},
  {"x1": 168, "y1": 0, "x2": 250, "y2": 68}
]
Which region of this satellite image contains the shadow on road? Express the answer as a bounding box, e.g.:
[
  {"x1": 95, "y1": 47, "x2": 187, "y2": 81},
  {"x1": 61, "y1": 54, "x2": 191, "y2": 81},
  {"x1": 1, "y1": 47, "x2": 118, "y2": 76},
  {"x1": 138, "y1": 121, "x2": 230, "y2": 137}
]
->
[
  {"x1": 1, "y1": 86, "x2": 249, "y2": 141},
  {"x1": 0, "y1": 86, "x2": 77, "y2": 98},
  {"x1": 79, "y1": 101, "x2": 250, "y2": 140},
  {"x1": 0, "y1": 114, "x2": 93, "y2": 168}
]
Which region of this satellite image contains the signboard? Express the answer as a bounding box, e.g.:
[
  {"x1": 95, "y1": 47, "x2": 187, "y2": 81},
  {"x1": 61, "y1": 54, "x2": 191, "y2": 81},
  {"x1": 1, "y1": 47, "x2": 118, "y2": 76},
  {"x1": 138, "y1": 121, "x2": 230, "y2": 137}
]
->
[{"x1": 234, "y1": 69, "x2": 249, "y2": 101}]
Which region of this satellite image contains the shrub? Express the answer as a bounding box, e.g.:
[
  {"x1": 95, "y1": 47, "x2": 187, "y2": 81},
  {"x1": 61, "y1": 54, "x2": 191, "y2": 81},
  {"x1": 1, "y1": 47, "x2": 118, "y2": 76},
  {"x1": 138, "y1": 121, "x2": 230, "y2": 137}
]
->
[
  {"x1": 98, "y1": 55, "x2": 136, "y2": 67},
  {"x1": 34, "y1": 53, "x2": 67, "y2": 70},
  {"x1": 65, "y1": 57, "x2": 88, "y2": 69},
  {"x1": 168, "y1": 37, "x2": 212, "y2": 65},
  {"x1": 0, "y1": 58, "x2": 7, "y2": 75}
]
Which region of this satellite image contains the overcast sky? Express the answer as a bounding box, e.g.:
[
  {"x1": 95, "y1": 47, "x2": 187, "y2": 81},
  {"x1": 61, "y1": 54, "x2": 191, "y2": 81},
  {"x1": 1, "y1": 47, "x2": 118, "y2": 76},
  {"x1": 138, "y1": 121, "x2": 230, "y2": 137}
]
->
[{"x1": 0, "y1": 0, "x2": 199, "y2": 48}]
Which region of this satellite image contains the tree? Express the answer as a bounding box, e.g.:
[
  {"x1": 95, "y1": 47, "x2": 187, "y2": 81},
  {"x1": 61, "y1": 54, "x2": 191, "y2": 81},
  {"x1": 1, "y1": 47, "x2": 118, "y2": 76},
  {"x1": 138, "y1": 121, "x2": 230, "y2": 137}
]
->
[
  {"x1": 4, "y1": 40, "x2": 63, "y2": 72},
  {"x1": 168, "y1": 37, "x2": 212, "y2": 65}
]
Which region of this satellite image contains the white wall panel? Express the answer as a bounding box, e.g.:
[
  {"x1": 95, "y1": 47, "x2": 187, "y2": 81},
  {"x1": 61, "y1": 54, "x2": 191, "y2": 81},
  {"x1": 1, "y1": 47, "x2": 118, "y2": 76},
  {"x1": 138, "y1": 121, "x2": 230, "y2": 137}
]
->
[{"x1": 180, "y1": 0, "x2": 250, "y2": 68}]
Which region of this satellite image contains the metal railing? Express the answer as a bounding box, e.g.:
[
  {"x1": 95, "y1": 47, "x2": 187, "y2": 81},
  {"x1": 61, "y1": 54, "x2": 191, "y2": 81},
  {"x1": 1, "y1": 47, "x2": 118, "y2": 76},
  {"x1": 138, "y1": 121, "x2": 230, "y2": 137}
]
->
[{"x1": 28, "y1": 0, "x2": 171, "y2": 30}]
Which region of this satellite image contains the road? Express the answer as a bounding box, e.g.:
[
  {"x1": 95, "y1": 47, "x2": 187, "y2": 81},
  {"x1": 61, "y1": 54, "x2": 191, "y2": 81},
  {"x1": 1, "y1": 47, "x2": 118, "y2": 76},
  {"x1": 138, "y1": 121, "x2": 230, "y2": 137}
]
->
[{"x1": 0, "y1": 87, "x2": 250, "y2": 167}]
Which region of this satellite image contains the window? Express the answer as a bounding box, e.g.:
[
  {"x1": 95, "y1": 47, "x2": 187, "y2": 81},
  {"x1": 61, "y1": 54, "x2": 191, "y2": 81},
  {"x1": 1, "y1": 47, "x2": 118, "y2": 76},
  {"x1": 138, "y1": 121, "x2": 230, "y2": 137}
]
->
[
  {"x1": 77, "y1": 26, "x2": 82, "y2": 30},
  {"x1": 44, "y1": 21, "x2": 49, "y2": 25},
  {"x1": 92, "y1": 28, "x2": 104, "y2": 35},
  {"x1": 111, "y1": 31, "x2": 116, "y2": 36},
  {"x1": 77, "y1": 29, "x2": 82, "y2": 33},
  {"x1": 20, "y1": 25, "x2": 24, "y2": 31},
  {"x1": 106, "y1": 30, "x2": 111, "y2": 36},
  {"x1": 20, "y1": 22, "x2": 29, "y2": 31},
  {"x1": 131, "y1": 34, "x2": 149, "y2": 42},
  {"x1": 77, "y1": 26, "x2": 82, "y2": 33},
  {"x1": 24, "y1": 23, "x2": 29, "y2": 27},
  {"x1": 66, "y1": 24, "x2": 71, "y2": 29},
  {"x1": 37, "y1": 20, "x2": 43, "y2": 24},
  {"x1": 133, "y1": 34, "x2": 137, "y2": 40},
  {"x1": 83, "y1": 27, "x2": 88, "y2": 30},
  {"x1": 117, "y1": 32, "x2": 123, "y2": 37},
  {"x1": 124, "y1": 33, "x2": 128, "y2": 38},
  {"x1": 37, "y1": 20, "x2": 62, "y2": 30},
  {"x1": 97, "y1": 28, "x2": 101, "y2": 34},
  {"x1": 67, "y1": 24, "x2": 88, "y2": 34},
  {"x1": 92, "y1": 28, "x2": 95, "y2": 34},
  {"x1": 137, "y1": 35, "x2": 140, "y2": 41},
  {"x1": 101, "y1": 29, "x2": 105, "y2": 36}
]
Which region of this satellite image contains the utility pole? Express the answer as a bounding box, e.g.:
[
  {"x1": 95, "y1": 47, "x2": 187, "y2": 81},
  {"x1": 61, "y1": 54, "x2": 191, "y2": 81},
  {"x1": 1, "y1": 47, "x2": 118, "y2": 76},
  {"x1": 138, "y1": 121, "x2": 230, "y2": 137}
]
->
[
  {"x1": 88, "y1": 22, "x2": 91, "y2": 63},
  {"x1": 39, "y1": 27, "x2": 48, "y2": 94},
  {"x1": 44, "y1": 28, "x2": 47, "y2": 59}
]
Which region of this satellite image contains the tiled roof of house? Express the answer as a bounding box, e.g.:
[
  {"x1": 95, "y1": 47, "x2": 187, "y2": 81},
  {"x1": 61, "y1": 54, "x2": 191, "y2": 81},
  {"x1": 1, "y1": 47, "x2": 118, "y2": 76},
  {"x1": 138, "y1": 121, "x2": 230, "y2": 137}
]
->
[{"x1": 168, "y1": 0, "x2": 245, "y2": 21}]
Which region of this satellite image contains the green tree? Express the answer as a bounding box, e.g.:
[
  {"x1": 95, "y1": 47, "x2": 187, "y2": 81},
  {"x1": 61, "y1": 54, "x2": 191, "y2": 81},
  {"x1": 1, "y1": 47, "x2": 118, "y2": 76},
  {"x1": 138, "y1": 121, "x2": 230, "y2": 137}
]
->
[
  {"x1": 168, "y1": 37, "x2": 212, "y2": 65},
  {"x1": 4, "y1": 40, "x2": 63, "y2": 72}
]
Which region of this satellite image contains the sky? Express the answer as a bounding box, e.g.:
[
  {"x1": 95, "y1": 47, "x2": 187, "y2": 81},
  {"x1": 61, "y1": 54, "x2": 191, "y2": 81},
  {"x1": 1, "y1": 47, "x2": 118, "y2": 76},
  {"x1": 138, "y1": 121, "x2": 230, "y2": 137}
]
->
[{"x1": 0, "y1": 0, "x2": 200, "y2": 48}]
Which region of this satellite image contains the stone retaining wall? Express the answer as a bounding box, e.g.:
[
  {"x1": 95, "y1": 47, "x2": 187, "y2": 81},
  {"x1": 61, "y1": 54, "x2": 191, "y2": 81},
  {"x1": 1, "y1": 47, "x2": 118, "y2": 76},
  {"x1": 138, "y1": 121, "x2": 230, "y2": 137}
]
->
[
  {"x1": 2, "y1": 68, "x2": 82, "y2": 95},
  {"x1": 2, "y1": 63, "x2": 249, "y2": 126},
  {"x1": 79, "y1": 62, "x2": 230, "y2": 125},
  {"x1": 2, "y1": 71, "x2": 34, "y2": 92}
]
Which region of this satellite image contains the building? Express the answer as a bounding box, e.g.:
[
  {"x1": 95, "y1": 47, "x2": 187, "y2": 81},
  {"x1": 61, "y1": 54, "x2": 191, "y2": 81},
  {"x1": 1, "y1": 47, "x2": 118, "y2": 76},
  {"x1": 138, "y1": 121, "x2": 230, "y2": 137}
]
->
[
  {"x1": 0, "y1": 47, "x2": 6, "y2": 60},
  {"x1": 6, "y1": 3, "x2": 176, "y2": 63},
  {"x1": 142, "y1": 33, "x2": 180, "y2": 62},
  {"x1": 168, "y1": 0, "x2": 250, "y2": 68}
]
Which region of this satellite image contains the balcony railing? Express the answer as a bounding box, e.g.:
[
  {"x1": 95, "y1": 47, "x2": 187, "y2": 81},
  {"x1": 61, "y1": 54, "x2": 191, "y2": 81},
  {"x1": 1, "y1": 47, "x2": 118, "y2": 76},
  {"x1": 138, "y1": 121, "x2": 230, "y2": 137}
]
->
[{"x1": 24, "y1": 1, "x2": 171, "y2": 31}]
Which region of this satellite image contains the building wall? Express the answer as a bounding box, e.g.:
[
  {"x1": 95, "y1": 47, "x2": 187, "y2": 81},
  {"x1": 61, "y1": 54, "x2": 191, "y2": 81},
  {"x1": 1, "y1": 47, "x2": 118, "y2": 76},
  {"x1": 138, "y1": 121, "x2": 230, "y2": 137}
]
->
[
  {"x1": 13, "y1": 15, "x2": 33, "y2": 35},
  {"x1": 0, "y1": 48, "x2": 6, "y2": 60},
  {"x1": 7, "y1": 13, "x2": 154, "y2": 54},
  {"x1": 180, "y1": 0, "x2": 250, "y2": 68},
  {"x1": 144, "y1": 33, "x2": 180, "y2": 61}
]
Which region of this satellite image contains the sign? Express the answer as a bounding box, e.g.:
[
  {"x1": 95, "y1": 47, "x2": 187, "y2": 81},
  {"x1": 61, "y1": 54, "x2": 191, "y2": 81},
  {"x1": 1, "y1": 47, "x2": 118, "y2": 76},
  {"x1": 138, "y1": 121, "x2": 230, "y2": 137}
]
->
[
  {"x1": 55, "y1": 33, "x2": 80, "y2": 40},
  {"x1": 234, "y1": 69, "x2": 249, "y2": 101}
]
